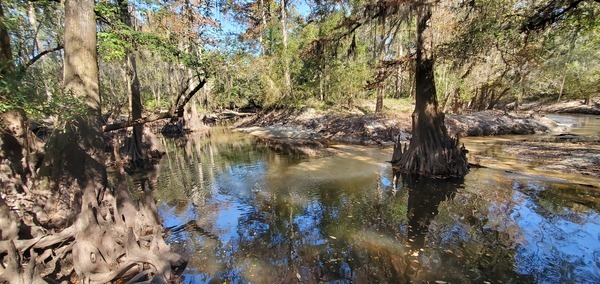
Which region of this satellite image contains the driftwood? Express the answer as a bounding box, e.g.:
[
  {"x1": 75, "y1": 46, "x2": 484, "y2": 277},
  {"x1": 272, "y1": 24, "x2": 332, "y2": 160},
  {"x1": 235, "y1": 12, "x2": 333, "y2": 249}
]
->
[
  {"x1": 103, "y1": 78, "x2": 206, "y2": 132},
  {"x1": 202, "y1": 110, "x2": 255, "y2": 124}
]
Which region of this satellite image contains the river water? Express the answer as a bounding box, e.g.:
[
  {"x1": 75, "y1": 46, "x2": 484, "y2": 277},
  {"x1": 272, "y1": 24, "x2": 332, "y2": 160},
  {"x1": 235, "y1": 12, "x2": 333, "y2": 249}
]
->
[{"x1": 131, "y1": 115, "x2": 600, "y2": 283}]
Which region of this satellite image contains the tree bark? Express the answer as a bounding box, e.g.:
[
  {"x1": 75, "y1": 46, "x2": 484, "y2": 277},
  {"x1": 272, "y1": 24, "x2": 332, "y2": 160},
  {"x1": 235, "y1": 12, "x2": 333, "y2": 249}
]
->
[
  {"x1": 259, "y1": 0, "x2": 267, "y2": 55},
  {"x1": 557, "y1": 75, "x2": 566, "y2": 102},
  {"x1": 1, "y1": 1, "x2": 185, "y2": 282},
  {"x1": 35, "y1": 0, "x2": 105, "y2": 227},
  {"x1": 584, "y1": 94, "x2": 593, "y2": 106},
  {"x1": 0, "y1": 1, "x2": 13, "y2": 75},
  {"x1": 391, "y1": 3, "x2": 468, "y2": 178}
]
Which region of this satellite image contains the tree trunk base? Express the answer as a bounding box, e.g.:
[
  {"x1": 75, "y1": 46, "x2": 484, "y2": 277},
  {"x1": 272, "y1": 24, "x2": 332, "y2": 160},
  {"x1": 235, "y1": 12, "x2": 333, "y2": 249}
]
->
[
  {"x1": 1, "y1": 121, "x2": 182, "y2": 283},
  {"x1": 394, "y1": 51, "x2": 469, "y2": 178},
  {"x1": 375, "y1": 94, "x2": 384, "y2": 113},
  {"x1": 392, "y1": 131, "x2": 469, "y2": 178},
  {"x1": 118, "y1": 128, "x2": 165, "y2": 173}
]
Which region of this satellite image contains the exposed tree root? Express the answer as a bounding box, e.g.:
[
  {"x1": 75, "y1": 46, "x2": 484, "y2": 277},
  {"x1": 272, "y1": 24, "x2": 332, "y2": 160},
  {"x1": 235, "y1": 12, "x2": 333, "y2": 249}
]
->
[
  {"x1": 392, "y1": 131, "x2": 469, "y2": 178},
  {"x1": 1, "y1": 142, "x2": 185, "y2": 284},
  {"x1": 0, "y1": 182, "x2": 185, "y2": 283},
  {"x1": 391, "y1": 99, "x2": 470, "y2": 178}
]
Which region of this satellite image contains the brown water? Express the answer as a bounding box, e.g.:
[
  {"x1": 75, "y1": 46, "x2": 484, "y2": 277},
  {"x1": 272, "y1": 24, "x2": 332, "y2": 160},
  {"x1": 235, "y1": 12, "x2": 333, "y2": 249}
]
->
[{"x1": 132, "y1": 116, "x2": 600, "y2": 283}]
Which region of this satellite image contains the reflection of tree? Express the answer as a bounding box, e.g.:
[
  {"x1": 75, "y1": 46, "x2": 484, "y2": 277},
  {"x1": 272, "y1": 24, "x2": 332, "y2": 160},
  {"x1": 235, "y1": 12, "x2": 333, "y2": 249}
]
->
[
  {"x1": 150, "y1": 130, "x2": 314, "y2": 282},
  {"x1": 400, "y1": 172, "x2": 460, "y2": 250},
  {"x1": 226, "y1": 173, "x2": 408, "y2": 283},
  {"x1": 152, "y1": 134, "x2": 552, "y2": 283},
  {"x1": 402, "y1": 171, "x2": 529, "y2": 283},
  {"x1": 397, "y1": 171, "x2": 460, "y2": 282}
]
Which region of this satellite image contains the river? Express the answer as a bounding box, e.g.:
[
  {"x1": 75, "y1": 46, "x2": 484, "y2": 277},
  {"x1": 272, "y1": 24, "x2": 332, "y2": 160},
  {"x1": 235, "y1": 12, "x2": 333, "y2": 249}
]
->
[{"x1": 128, "y1": 115, "x2": 600, "y2": 283}]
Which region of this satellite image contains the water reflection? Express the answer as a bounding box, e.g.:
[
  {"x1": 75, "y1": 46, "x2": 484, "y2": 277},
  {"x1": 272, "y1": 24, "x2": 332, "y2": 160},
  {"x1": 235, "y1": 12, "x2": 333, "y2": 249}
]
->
[
  {"x1": 390, "y1": 172, "x2": 459, "y2": 282},
  {"x1": 142, "y1": 128, "x2": 600, "y2": 283},
  {"x1": 399, "y1": 173, "x2": 459, "y2": 250}
]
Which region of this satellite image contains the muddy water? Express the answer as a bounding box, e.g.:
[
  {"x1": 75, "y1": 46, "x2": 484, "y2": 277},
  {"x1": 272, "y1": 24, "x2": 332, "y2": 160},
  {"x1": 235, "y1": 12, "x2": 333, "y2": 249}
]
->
[{"x1": 133, "y1": 117, "x2": 600, "y2": 283}]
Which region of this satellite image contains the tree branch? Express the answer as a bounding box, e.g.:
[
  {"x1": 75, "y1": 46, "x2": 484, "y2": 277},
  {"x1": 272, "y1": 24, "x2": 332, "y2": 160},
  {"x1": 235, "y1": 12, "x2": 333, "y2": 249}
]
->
[
  {"x1": 174, "y1": 78, "x2": 206, "y2": 117},
  {"x1": 103, "y1": 112, "x2": 171, "y2": 132},
  {"x1": 24, "y1": 45, "x2": 63, "y2": 69},
  {"x1": 520, "y1": 0, "x2": 587, "y2": 33}
]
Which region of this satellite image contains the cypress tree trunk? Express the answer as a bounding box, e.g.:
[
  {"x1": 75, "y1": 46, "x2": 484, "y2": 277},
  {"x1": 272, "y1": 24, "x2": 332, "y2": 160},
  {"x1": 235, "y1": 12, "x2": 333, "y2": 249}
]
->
[
  {"x1": 34, "y1": 0, "x2": 105, "y2": 227},
  {"x1": 0, "y1": 1, "x2": 11, "y2": 73},
  {"x1": 28, "y1": 0, "x2": 184, "y2": 281},
  {"x1": 375, "y1": 89, "x2": 384, "y2": 113},
  {"x1": 391, "y1": 4, "x2": 468, "y2": 178},
  {"x1": 0, "y1": 1, "x2": 184, "y2": 282},
  {"x1": 375, "y1": 10, "x2": 387, "y2": 113}
]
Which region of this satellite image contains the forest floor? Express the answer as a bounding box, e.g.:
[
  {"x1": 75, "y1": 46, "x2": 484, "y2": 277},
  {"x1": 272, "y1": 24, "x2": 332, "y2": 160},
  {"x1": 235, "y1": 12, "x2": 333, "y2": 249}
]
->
[{"x1": 233, "y1": 99, "x2": 600, "y2": 181}]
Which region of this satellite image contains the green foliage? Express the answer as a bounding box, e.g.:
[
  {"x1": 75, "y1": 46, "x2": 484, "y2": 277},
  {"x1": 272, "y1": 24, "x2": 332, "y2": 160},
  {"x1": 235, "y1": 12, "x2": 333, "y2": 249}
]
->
[
  {"x1": 3, "y1": 0, "x2": 599, "y2": 123},
  {"x1": 98, "y1": 31, "x2": 129, "y2": 61},
  {"x1": 0, "y1": 69, "x2": 88, "y2": 120},
  {"x1": 0, "y1": 0, "x2": 93, "y2": 120},
  {"x1": 0, "y1": 72, "x2": 28, "y2": 113},
  {"x1": 531, "y1": 2, "x2": 600, "y2": 100},
  {"x1": 204, "y1": 50, "x2": 266, "y2": 109}
]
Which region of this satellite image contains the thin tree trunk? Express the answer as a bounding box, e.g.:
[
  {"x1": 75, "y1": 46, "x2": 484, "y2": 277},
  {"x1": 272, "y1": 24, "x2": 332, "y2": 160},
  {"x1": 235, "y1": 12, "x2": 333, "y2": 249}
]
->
[
  {"x1": 103, "y1": 78, "x2": 206, "y2": 132},
  {"x1": 487, "y1": 87, "x2": 509, "y2": 110},
  {"x1": 441, "y1": 65, "x2": 451, "y2": 111},
  {"x1": 477, "y1": 85, "x2": 487, "y2": 111},
  {"x1": 395, "y1": 39, "x2": 404, "y2": 98},
  {"x1": 515, "y1": 70, "x2": 527, "y2": 111},
  {"x1": 375, "y1": 89, "x2": 384, "y2": 112},
  {"x1": 259, "y1": 0, "x2": 267, "y2": 55},
  {"x1": 584, "y1": 95, "x2": 593, "y2": 106},
  {"x1": 319, "y1": 70, "x2": 324, "y2": 101},
  {"x1": 119, "y1": 0, "x2": 144, "y2": 169},
  {"x1": 558, "y1": 27, "x2": 578, "y2": 103},
  {"x1": 375, "y1": 11, "x2": 387, "y2": 113},
  {"x1": 557, "y1": 75, "x2": 566, "y2": 102},
  {"x1": 408, "y1": 70, "x2": 415, "y2": 99},
  {"x1": 280, "y1": 0, "x2": 291, "y2": 97}
]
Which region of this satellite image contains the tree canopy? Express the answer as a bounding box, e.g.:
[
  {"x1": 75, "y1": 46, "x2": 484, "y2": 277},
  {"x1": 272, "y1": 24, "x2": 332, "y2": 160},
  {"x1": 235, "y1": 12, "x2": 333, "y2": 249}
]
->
[{"x1": 0, "y1": 0, "x2": 597, "y2": 118}]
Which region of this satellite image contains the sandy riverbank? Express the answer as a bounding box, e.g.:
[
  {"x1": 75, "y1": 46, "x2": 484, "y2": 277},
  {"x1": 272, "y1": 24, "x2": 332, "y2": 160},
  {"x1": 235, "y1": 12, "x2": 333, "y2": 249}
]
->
[{"x1": 232, "y1": 106, "x2": 600, "y2": 181}]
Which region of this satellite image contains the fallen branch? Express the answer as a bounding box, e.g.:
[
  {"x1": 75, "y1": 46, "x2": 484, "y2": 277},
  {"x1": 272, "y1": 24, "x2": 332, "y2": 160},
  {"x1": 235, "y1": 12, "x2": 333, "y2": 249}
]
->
[
  {"x1": 103, "y1": 112, "x2": 172, "y2": 132},
  {"x1": 103, "y1": 78, "x2": 206, "y2": 132}
]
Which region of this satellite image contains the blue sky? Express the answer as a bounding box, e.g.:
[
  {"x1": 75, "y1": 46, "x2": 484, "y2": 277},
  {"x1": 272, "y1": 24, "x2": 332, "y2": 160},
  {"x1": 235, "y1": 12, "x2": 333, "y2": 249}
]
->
[{"x1": 216, "y1": 0, "x2": 312, "y2": 35}]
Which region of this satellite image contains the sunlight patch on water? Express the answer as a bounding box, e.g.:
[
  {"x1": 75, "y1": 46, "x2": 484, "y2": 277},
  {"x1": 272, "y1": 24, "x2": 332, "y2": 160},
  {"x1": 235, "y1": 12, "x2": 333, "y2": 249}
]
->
[{"x1": 283, "y1": 144, "x2": 390, "y2": 181}]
